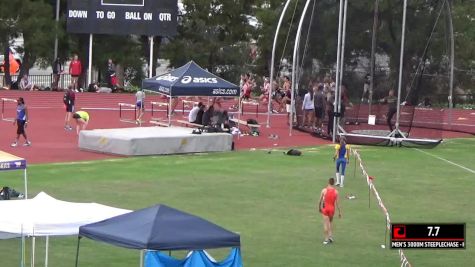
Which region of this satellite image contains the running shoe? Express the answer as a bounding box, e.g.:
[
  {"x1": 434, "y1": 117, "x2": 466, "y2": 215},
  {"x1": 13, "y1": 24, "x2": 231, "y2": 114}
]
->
[
  {"x1": 24, "y1": 141, "x2": 31, "y2": 146},
  {"x1": 11, "y1": 142, "x2": 18, "y2": 147}
]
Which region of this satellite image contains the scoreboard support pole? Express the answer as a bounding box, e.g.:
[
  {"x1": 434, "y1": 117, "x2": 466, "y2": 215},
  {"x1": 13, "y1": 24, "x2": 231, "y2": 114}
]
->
[
  {"x1": 149, "y1": 36, "x2": 154, "y2": 78},
  {"x1": 88, "y1": 34, "x2": 93, "y2": 86}
]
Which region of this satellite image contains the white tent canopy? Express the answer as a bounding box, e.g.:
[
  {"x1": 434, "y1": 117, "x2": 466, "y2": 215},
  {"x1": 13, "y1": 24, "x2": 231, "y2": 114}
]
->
[
  {"x1": 0, "y1": 192, "x2": 131, "y2": 267},
  {"x1": 0, "y1": 192, "x2": 131, "y2": 238}
]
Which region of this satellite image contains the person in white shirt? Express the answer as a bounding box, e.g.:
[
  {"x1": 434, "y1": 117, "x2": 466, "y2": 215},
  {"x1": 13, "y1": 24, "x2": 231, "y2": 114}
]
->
[
  {"x1": 188, "y1": 102, "x2": 204, "y2": 123},
  {"x1": 135, "y1": 89, "x2": 145, "y2": 124},
  {"x1": 19, "y1": 75, "x2": 35, "y2": 91},
  {"x1": 302, "y1": 87, "x2": 315, "y2": 128}
]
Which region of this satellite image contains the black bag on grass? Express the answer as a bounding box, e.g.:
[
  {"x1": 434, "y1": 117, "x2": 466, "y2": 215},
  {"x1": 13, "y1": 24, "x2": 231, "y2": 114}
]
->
[
  {"x1": 0, "y1": 186, "x2": 10, "y2": 200},
  {"x1": 285, "y1": 149, "x2": 302, "y2": 156}
]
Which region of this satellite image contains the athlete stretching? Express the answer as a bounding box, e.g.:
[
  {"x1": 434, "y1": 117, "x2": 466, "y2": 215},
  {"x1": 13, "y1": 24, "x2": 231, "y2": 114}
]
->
[{"x1": 318, "y1": 178, "x2": 342, "y2": 244}]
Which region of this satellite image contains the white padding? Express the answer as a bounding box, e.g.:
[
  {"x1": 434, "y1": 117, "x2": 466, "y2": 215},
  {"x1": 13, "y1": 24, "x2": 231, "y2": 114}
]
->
[{"x1": 79, "y1": 127, "x2": 232, "y2": 156}]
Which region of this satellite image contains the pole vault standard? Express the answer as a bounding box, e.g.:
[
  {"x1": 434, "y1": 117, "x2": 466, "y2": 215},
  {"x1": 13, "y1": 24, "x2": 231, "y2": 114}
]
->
[
  {"x1": 445, "y1": 0, "x2": 454, "y2": 128},
  {"x1": 87, "y1": 34, "x2": 93, "y2": 87},
  {"x1": 332, "y1": 0, "x2": 344, "y2": 142},
  {"x1": 336, "y1": 0, "x2": 348, "y2": 136},
  {"x1": 391, "y1": 0, "x2": 408, "y2": 138},
  {"x1": 369, "y1": 0, "x2": 380, "y2": 116},
  {"x1": 289, "y1": 0, "x2": 312, "y2": 136},
  {"x1": 149, "y1": 36, "x2": 154, "y2": 78},
  {"x1": 267, "y1": 0, "x2": 293, "y2": 128}
]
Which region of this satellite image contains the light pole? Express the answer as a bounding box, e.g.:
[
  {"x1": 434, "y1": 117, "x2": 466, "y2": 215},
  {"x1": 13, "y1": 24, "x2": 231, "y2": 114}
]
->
[{"x1": 54, "y1": 0, "x2": 60, "y2": 59}]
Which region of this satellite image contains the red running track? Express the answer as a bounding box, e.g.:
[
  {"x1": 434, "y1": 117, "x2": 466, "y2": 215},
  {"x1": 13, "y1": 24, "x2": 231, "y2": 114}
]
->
[
  {"x1": 0, "y1": 91, "x2": 332, "y2": 164},
  {"x1": 0, "y1": 91, "x2": 472, "y2": 164}
]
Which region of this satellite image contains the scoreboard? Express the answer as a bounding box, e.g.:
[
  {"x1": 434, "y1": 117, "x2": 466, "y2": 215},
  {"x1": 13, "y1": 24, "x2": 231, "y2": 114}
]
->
[
  {"x1": 67, "y1": 0, "x2": 177, "y2": 36},
  {"x1": 391, "y1": 223, "x2": 465, "y2": 249}
]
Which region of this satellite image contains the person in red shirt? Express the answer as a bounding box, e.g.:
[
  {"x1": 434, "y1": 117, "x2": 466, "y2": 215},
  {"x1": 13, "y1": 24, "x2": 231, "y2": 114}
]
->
[
  {"x1": 318, "y1": 177, "x2": 342, "y2": 245},
  {"x1": 69, "y1": 54, "x2": 82, "y2": 91}
]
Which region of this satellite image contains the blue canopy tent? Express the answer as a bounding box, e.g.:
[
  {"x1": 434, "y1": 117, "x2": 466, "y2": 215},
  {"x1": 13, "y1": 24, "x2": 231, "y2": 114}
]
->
[
  {"x1": 142, "y1": 61, "x2": 239, "y2": 97},
  {"x1": 75, "y1": 204, "x2": 241, "y2": 267},
  {"x1": 142, "y1": 61, "x2": 239, "y2": 125}
]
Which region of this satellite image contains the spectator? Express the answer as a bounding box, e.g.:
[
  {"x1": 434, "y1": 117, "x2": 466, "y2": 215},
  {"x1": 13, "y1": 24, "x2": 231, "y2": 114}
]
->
[
  {"x1": 281, "y1": 76, "x2": 292, "y2": 125},
  {"x1": 69, "y1": 54, "x2": 82, "y2": 92},
  {"x1": 106, "y1": 58, "x2": 116, "y2": 89},
  {"x1": 327, "y1": 93, "x2": 335, "y2": 137},
  {"x1": 314, "y1": 84, "x2": 326, "y2": 134},
  {"x1": 188, "y1": 102, "x2": 204, "y2": 123},
  {"x1": 52, "y1": 57, "x2": 63, "y2": 91},
  {"x1": 202, "y1": 105, "x2": 214, "y2": 127},
  {"x1": 194, "y1": 104, "x2": 205, "y2": 125},
  {"x1": 380, "y1": 89, "x2": 397, "y2": 132},
  {"x1": 362, "y1": 74, "x2": 370, "y2": 103},
  {"x1": 339, "y1": 83, "x2": 352, "y2": 126},
  {"x1": 259, "y1": 77, "x2": 270, "y2": 104},
  {"x1": 63, "y1": 85, "x2": 76, "y2": 131},
  {"x1": 88, "y1": 82, "x2": 99, "y2": 92},
  {"x1": 271, "y1": 80, "x2": 283, "y2": 113},
  {"x1": 422, "y1": 97, "x2": 432, "y2": 107},
  {"x1": 302, "y1": 87, "x2": 314, "y2": 128},
  {"x1": 19, "y1": 75, "x2": 35, "y2": 91}
]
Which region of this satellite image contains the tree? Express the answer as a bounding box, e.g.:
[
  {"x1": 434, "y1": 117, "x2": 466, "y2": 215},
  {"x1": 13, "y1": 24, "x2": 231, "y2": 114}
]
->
[
  {"x1": 16, "y1": 0, "x2": 56, "y2": 80},
  {"x1": 0, "y1": 0, "x2": 22, "y2": 87},
  {"x1": 162, "y1": 0, "x2": 256, "y2": 83}
]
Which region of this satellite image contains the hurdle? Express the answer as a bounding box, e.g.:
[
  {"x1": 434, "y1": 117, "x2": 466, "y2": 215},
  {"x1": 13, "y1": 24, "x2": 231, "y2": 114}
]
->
[
  {"x1": 182, "y1": 99, "x2": 198, "y2": 118},
  {"x1": 150, "y1": 101, "x2": 170, "y2": 121},
  {"x1": 1, "y1": 98, "x2": 17, "y2": 122},
  {"x1": 118, "y1": 103, "x2": 138, "y2": 124},
  {"x1": 241, "y1": 100, "x2": 259, "y2": 118}
]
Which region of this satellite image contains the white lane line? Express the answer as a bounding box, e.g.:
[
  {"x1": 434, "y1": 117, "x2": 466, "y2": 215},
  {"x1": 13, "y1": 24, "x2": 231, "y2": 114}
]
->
[{"x1": 415, "y1": 148, "x2": 475, "y2": 174}]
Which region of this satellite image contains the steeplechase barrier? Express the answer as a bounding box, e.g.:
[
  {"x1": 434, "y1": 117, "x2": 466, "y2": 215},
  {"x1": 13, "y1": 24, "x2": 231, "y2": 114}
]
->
[
  {"x1": 1, "y1": 98, "x2": 17, "y2": 122},
  {"x1": 118, "y1": 103, "x2": 137, "y2": 124},
  {"x1": 241, "y1": 100, "x2": 259, "y2": 118},
  {"x1": 150, "y1": 101, "x2": 170, "y2": 121}
]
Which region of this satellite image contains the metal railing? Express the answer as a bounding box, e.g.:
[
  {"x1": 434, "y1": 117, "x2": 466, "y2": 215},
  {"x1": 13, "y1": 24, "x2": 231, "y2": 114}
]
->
[{"x1": 1, "y1": 74, "x2": 72, "y2": 90}]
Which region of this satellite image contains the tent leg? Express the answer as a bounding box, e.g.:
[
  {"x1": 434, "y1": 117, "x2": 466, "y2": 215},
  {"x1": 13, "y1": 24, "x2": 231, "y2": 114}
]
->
[
  {"x1": 168, "y1": 96, "x2": 172, "y2": 126},
  {"x1": 24, "y1": 169, "x2": 28, "y2": 199},
  {"x1": 74, "y1": 237, "x2": 81, "y2": 267},
  {"x1": 20, "y1": 235, "x2": 25, "y2": 267},
  {"x1": 140, "y1": 250, "x2": 144, "y2": 267},
  {"x1": 31, "y1": 237, "x2": 35, "y2": 267},
  {"x1": 45, "y1": 236, "x2": 49, "y2": 267}
]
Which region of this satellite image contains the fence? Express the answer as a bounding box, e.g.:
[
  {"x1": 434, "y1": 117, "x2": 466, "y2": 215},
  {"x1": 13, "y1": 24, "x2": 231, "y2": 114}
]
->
[
  {"x1": 1, "y1": 74, "x2": 72, "y2": 90},
  {"x1": 353, "y1": 148, "x2": 412, "y2": 267}
]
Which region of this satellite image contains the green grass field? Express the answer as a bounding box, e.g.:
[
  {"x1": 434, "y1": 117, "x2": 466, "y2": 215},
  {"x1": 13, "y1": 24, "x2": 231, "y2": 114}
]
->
[{"x1": 0, "y1": 138, "x2": 474, "y2": 266}]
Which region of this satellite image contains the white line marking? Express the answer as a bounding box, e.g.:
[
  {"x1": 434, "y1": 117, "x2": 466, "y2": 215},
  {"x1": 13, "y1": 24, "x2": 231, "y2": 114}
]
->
[{"x1": 415, "y1": 148, "x2": 475, "y2": 174}]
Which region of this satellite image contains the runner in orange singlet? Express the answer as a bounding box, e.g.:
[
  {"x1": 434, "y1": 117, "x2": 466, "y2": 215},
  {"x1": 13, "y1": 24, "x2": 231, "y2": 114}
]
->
[{"x1": 318, "y1": 178, "x2": 342, "y2": 245}]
